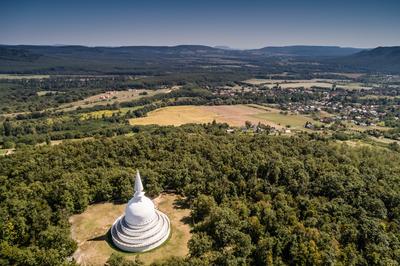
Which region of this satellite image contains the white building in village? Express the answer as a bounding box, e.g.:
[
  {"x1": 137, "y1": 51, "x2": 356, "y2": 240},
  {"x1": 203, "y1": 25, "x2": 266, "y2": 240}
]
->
[{"x1": 111, "y1": 170, "x2": 170, "y2": 252}]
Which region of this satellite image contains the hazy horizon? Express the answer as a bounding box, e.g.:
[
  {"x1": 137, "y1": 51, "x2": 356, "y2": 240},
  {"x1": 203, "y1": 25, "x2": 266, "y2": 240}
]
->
[
  {"x1": 0, "y1": 43, "x2": 376, "y2": 50},
  {"x1": 1, "y1": 0, "x2": 399, "y2": 49}
]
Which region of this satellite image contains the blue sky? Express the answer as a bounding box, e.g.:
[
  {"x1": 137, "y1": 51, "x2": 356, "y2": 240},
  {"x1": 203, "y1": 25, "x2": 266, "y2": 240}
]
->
[{"x1": 1, "y1": 0, "x2": 399, "y2": 48}]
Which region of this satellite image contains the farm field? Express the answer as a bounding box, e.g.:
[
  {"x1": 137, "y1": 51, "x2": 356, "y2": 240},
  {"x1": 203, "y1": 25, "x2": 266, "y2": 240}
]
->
[
  {"x1": 56, "y1": 88, "x2": 174, "y2": 112},
  {"x1": 129, "y1": 104, "x2": 317, "y2": 129},
  {"x1": 243, "y1": 78, "x2": 371, "y2": 90},
  {"x1": 0, "y1": 74, "x2": 50, "y2": 79},
  {"x1": 359, "y1": 95, "x2": 400, "y2": 100},
  {"x1": 243, "y1": 78, "x2": 339, "y2": 85},
  {"x1": 69, "y1": 194, "x2": 191, "y2": 266}
]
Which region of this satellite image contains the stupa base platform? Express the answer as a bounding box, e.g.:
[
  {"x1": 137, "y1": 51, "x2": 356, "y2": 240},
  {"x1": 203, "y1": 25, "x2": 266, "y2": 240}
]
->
[{"x1": 111, "y1": 210, "x2": 171, "y2": 252}]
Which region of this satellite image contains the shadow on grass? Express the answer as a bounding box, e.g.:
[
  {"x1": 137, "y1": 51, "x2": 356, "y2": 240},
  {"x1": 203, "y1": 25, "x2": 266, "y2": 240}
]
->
[
  {"x1": 180, "y1": 216, "x2": 193, "y2": 226},
  {"x1": 173, "y1": 197, "x2": 190, "y2": 210},
  {"x1": 173, "y1": 197, "x2": 193, "y2": 226}
]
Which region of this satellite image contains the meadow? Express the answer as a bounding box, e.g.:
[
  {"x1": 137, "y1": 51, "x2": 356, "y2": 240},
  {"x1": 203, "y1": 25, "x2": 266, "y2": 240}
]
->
[{"x1": 56, "y1": 88, "x2": 174, "y2": 112}]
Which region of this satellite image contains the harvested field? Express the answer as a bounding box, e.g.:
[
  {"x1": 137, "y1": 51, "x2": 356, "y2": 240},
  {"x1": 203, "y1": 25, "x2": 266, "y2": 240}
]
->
[
  {"x1": 129, "y1": 104, "x2": 316, "y2": 129},
  {"x1": 70, "y1": 194, "x2": 191, "y2": 266}
]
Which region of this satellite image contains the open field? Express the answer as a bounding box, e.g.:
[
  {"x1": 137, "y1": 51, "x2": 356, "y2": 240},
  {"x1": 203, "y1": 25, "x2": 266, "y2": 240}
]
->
[
  {"x1": 243, "y1": 78, "x2": 371, "y2": 90},
  {"x1": 279, "y1": 82, "x2": 334, "y2": 89},
  {"x1": 80, "y1": 106, "x2": 143, "y2": 120},
  {"x1": 129, "y1": 104, "x2": 318, "y2": 129},
  {"x1": 315, "y1": 72, "x2": 365, "y2": 79},
  {"x1": 345, "y1": 121, "x2": 391, "y2": 132},
  {"x1": 359, "y1": 95, "x2": 400, "y2": 100},
  {"x1": 69, "y1": 194, "x2": 191, "y2": 266},
  {"x1": 0, "y1": 149, "x2": 15, "y2": 156},
  {"x1": 0, "y1": 74, "x2": 50, "y2": 79},
  {"x1": 57, "y1": 88, "x2": 175, "y2": 112},
  {"x1": 37, "y1": 90, "x2": 62, "y2": 96},
  {"x1": 251, "y1": 110, "x2": 312, "y2": 129}
]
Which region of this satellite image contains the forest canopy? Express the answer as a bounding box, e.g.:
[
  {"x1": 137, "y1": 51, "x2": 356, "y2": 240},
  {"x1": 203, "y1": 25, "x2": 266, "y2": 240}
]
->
[{"x1": 0, "y1": 124, "x2": 400, "y2": 265}]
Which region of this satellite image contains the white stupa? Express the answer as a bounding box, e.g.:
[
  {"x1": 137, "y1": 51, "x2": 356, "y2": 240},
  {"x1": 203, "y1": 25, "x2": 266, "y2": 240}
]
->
[{"x1": 111, "y1": 170, "x2": 170, "y2": 252}]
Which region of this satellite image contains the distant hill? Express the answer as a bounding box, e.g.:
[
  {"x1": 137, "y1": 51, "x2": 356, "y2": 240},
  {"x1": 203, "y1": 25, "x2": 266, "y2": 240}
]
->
[
  {"x1": 0, "y1": 45, "x2": 234, "y2": 74},
  {"x1": 251, "y1": 45, "x2": 364, "y2": 57},
  {"x1": 330, "y1": 46, "x2": 400, "y2": 72},
  {"x1": 0, "y1": 44, "x2": 399, "y2": 74},
  {"x1": 0, "y1": 47, "x2": 41, "y2": 62}
]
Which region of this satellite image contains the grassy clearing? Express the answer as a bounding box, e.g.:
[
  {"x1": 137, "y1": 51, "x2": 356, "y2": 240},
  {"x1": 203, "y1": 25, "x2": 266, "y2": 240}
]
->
[
  {"x1": 57, "y1": 88, "x2": 174, "y2": 112},
  {"x1": 0, "y1": 149, "x2": 15, "y2": 156},
  {"x1": 369, "y1": 136, "x2": 400, "y2": 145},
  {"x1": 37, "y1": 90, "x2": 61, "y2": 96},
  {"x1": 345, "y1": 121, "x2": 391, "y2": 132},
  {"x1": 69, "y1": 194, "x2": 191, "y2": 266},
  {"x1": 80, "y1": 106, "x2": 143, "y2": 120},
  {"x1": 251, "y1": 110, "x2": 312, "y2": 129}
]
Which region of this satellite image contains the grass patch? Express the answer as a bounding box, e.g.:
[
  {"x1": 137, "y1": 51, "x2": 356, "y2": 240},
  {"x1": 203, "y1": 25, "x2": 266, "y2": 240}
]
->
[
  {"x1": 251, "y1": 111, "x2": 311, "y2": 129},
  {"x1": 80, "y1": 106, "x2": 143, "y2": 120}
]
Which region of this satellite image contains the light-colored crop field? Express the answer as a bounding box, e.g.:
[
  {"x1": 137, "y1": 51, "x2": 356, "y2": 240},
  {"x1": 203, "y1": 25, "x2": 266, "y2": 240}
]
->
[
  {"x1": 0, "y1": 74, "x2": 50, "y2": 79},
  {"x1": 359, "y1": 95, "x2": 400, "y2": 100},
  {"x1": 243, "y1": 78, "x2": 371, "y2": 90},
  {"x1": 278, "y1": 82, "x2": 334, "y2": 89},
  {"x1": 70, "y1": 194, "x2": 191, "y2": 266},
  {"x1": 129, "y1": 104, "x2": 317, "y2": 129}
]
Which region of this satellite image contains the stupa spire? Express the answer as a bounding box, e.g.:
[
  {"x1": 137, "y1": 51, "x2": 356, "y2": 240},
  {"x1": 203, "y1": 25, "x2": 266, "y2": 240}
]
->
[
  {"x1": 111, "y1": 168, "x2": 171, "y2": 252},
  {"x1": 134, "y1": 170, "x2": 145, "y2": 197}
]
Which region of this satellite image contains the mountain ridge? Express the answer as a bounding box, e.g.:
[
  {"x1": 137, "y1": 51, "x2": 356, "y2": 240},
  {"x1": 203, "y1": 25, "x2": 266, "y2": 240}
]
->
[{"x1": 330, "y1": 46, "x2": 400, "y2": 72}]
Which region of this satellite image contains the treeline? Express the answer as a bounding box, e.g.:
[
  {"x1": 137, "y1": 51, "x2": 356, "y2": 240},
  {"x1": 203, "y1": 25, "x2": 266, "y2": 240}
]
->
[
  {"x1": 0, "y1": 125, "x2": 400, "y2": 265},
  {"x1": 0, "y1": 71, "x2": 253, "y2": 114},
  {"x1": 0, "y1": 75, "x2": 180, "y2": 114},
  {"x1": 0, "y1": 85, "x2": 248, "y2": 148}
]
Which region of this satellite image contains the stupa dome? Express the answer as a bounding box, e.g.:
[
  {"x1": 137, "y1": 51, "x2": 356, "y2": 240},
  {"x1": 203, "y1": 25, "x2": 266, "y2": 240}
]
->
[
  {"x1": 125, "y1": 196, "x2": 156, "y2": 225},
  {"x1": 111, "y1": 170, "x2": 170, "y2": 252}
]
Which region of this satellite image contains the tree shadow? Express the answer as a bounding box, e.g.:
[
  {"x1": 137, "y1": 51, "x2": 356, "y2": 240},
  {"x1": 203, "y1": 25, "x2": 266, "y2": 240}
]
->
[
  {"x1": 173, "y1": 197, "x2": 190, "y2": 210},
  {"x1": 180, "y1": 215, "x2": 193, "y2": 226},
  {"x1": 88, "y1": 229, "x2": 124, "y2": 252}
]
